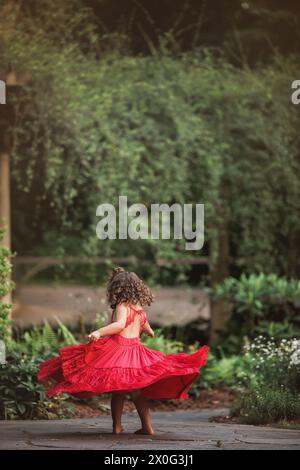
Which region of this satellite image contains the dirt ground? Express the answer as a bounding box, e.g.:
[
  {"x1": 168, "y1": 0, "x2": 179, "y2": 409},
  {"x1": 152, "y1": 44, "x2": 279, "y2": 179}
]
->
[{"x1": 64, "y1": 388, "x2": 236, "y2": 418}]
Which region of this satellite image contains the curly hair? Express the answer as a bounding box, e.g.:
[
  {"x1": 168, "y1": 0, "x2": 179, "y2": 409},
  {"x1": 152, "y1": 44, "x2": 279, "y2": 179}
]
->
[{"x1": 106, "y1": 267, "x2": 154, "y2": 310}]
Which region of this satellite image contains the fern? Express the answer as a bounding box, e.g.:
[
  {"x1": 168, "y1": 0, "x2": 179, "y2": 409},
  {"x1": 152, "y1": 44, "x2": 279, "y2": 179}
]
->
[
  {"x1": 55, "y1": 317, "x2": 78, "y2": 345},
  {"x1": 42, "y1": 321, "x2": 58, "y2": 349}
]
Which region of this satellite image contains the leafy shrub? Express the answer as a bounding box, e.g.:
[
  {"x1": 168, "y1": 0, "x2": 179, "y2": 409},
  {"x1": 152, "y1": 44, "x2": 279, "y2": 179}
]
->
[
  {"x1": 0, "y1": 320, "x2": 78, "y2": 419},
  {"x1": 0, "y1": 350, "x2": 72, "y2": 420},
  {"x1": 212, "y1": 273, "x2": 300, "y2": 353},
  {"x1": 3, "y1": 4, "x2": 300, "y2": 283},
  {"x1": 200, "y1": 354, "x2": 250, "y2": 390},
  {"x1": 0, "y1": 229, "x2": 14, "y2": 344},
  {"x1": 190, "y1": 353, "x2": 250, "y2": 397},
  {"x1": 13, "y1": 319, "x2": 78, "y2": 357},
  {"x1": 234, "y1": 386, "x2": 300, "y2": 425},
  {"x1": 143, "y1": 329, "x2": 185, "y2": 354},
  {"x1": 254, "y1": 320, "x2": 300, "y2": 340},
  {"x1": 233, "y1": 337, "x2": 300, "y2": 424},
  {"x1": 244, "y1": 337, "x2": 300, "y2": 390}
]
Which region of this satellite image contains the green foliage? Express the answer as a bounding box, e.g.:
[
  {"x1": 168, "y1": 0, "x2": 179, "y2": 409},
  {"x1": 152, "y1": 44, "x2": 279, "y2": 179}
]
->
[
  {"x1": 0, "y1": 229, "x2": 14, "y2": 344},
  {"x1": 245, "y1": 337, "x2": 300, "y2": 390},
  {"x1": 234, "y1": 387, "x2": 300, "y2": 425},
  {"x1": 232, "y1": 337, "x2": 300, "y2": 424},
  {"x1": 1, "y1": 318, "x2": 78, "y2": 420},
  {"x1": 200, "y1": 354, "x2": 250, "y2": 390},
  {"x1": 212, "y1": 273, "x2": 300, "y2": 353},
  {"x1": 143, "y1": 329, "x2": 184, "y2": 354},
  {"x1": 0, "y1": 350, "x2": 71, "y2": 420},
  {"x1": 13, "y1": 320, "x2": 78, "y2": 356},
  {"x1": 254, "y1": 320, "x2": 300, "y2": 339},
  {"x1": 0, "y1": 1, "x2": 299, "y2": 281},
  {"x1": 189, "y1": 353, "x2": 251, "y2": 397}
]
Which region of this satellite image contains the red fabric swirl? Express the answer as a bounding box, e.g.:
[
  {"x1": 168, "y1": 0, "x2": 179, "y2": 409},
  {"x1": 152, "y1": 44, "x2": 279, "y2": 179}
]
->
[{"x1": 38, "y1": 333, "x2": 209, "y2": 400}]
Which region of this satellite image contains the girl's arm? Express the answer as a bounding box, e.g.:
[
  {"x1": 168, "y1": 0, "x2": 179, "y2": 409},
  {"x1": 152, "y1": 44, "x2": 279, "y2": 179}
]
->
[
  {"x1": 142, "y1": 320, "x2": 155, "y2": 338},
  {"x1": 88, "y1": 304, "x2": 127, "y2": 341}
]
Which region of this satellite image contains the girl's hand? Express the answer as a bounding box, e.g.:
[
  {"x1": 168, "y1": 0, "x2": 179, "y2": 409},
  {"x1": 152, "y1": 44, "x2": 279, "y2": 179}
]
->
[
  {"x1": 88, "y1": 330, "x2": 101, "y2": 342},
  {"x1": 147, "y1": 329, "x2": 155, "y2": 338}
]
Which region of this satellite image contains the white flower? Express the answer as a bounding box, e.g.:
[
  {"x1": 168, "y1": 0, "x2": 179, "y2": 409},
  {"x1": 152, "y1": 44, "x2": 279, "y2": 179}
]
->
[{"x1": 290, "y1": 349, "x2": 300, "y2": 366}]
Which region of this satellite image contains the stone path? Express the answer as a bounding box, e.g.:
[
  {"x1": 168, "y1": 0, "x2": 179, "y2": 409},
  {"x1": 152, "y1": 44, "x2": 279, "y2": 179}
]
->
[{"x1": 1, "y1": 409, "x2": 299, "y2": 450}]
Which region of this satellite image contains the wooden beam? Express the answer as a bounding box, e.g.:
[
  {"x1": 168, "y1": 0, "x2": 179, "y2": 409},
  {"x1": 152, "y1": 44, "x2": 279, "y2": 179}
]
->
[
  {"x1": 0, "y1": 151, "x2": 10, "y2": 249},
  {"x1": 209, "y1": 224, "x2": 231, "y2": 343},
  {"x1": 0, "y1": 150, "x2": 12, "y2": 305}
]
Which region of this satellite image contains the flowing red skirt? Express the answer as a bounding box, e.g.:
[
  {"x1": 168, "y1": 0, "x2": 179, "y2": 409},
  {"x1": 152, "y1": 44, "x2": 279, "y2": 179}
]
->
[{"x1": 38, "y1": 334, "x2": 209, "y2": 400}]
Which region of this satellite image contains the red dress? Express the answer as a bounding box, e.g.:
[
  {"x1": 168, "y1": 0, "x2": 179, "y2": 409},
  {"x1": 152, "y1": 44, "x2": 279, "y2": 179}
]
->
[{"x1": 38, "y1": 306, "x2": 209, "y2": 400}]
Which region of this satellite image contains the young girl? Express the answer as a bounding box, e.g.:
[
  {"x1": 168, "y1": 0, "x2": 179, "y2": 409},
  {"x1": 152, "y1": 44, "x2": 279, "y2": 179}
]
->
[{"x1": 38, "y1": 267, "x2": 209, "y2": 435}]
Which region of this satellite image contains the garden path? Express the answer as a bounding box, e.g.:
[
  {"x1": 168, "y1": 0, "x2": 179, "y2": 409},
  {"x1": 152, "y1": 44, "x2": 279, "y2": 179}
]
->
[{"x1": 1, "y1": 409, "x2": 299, "y2": 450}]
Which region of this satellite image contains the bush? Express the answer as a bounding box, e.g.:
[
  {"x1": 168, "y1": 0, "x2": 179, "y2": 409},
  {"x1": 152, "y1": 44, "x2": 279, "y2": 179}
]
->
[
  {"x1": 0, "y1": 320, "x2": 78, "y2": 419},
  {"x1": 0, "y1": 350, "x2": 72, "y2": 420},
  {"x1": 13, "y1": 319, "x2": 78, "y2": 357},
  {"x1": 200, "y1": 354, "x2": 250, "y2": 390},
  {"x1": 3, "y1": 7, "x2": 300, "y2": 283},
  {"x1": 143, "y1": 329, "x2": 185, "y2": 354},
  {"x1": 244, "y1": 337, "x2": 300, "y2": 391},
  {"x1": 233, "y1": 337, "x2": 300, "y2": 424},
  {"x1": 189, "y1": 353, "x2": 250, "y2": 397},
  {"x1": 234, "y1": 386, "x2": 300, "y2": 425},
  {"x1": 0, "y1": 228, "x2": 14, "y2": 345},
  {"x1": 212, "y1": 273, "x2": 300, "y2": 353}
]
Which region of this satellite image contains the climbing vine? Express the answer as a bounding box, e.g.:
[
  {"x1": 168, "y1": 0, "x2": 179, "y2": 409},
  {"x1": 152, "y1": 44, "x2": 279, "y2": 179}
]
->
[{"x1": 1, "y1": 1, "x2": 300, "y2": 281}]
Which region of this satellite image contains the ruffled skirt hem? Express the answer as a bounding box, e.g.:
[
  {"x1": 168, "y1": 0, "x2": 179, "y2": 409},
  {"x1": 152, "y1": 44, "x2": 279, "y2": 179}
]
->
[{"x1": 38, "y1": 335, "x2": 209, "y2": 400}]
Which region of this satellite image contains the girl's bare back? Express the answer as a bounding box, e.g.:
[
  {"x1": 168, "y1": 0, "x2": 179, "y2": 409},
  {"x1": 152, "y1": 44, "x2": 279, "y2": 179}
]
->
[{"x1": 112, "y1": 304, "x2": 150, "y2": 339}]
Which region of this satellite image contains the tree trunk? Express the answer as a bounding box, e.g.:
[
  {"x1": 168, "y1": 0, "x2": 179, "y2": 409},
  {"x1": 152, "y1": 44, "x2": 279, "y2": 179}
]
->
[{"x1": 209, "y1": 224, "x2": 231, "y2": 343}]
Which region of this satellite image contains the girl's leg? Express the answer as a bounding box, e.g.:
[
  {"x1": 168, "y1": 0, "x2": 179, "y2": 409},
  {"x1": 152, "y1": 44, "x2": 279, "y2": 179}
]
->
[
  {"x1": 111, "y1": 392, "x2": 126, "y2": 434},
  {"x1": 131, "y1": 392, "x2": 154, "y2": 435}
]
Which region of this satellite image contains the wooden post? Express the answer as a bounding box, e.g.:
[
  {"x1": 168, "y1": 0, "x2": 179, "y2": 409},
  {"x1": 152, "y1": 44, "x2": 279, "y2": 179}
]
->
[
  {"x1": 0, "y1": 2, "x2": 30, "y2": 313},
  {"x1": 0, "y1": 151, "x2": 11, "y2": 249},
  {"x1": 0, "y1": 81, "x2": 13, "y2": 308},
  {"x1": 209, "y1": 224, "x2": 231, "y2": 343},
  {"x1": 0, "y1": 150, "x2": 12, "y2": 306}
]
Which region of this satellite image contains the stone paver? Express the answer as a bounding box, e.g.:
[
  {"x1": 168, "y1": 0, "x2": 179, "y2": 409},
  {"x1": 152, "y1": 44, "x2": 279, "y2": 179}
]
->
[{"x1": 1, "y1": 409, "x2": 299, "y2": 450}]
